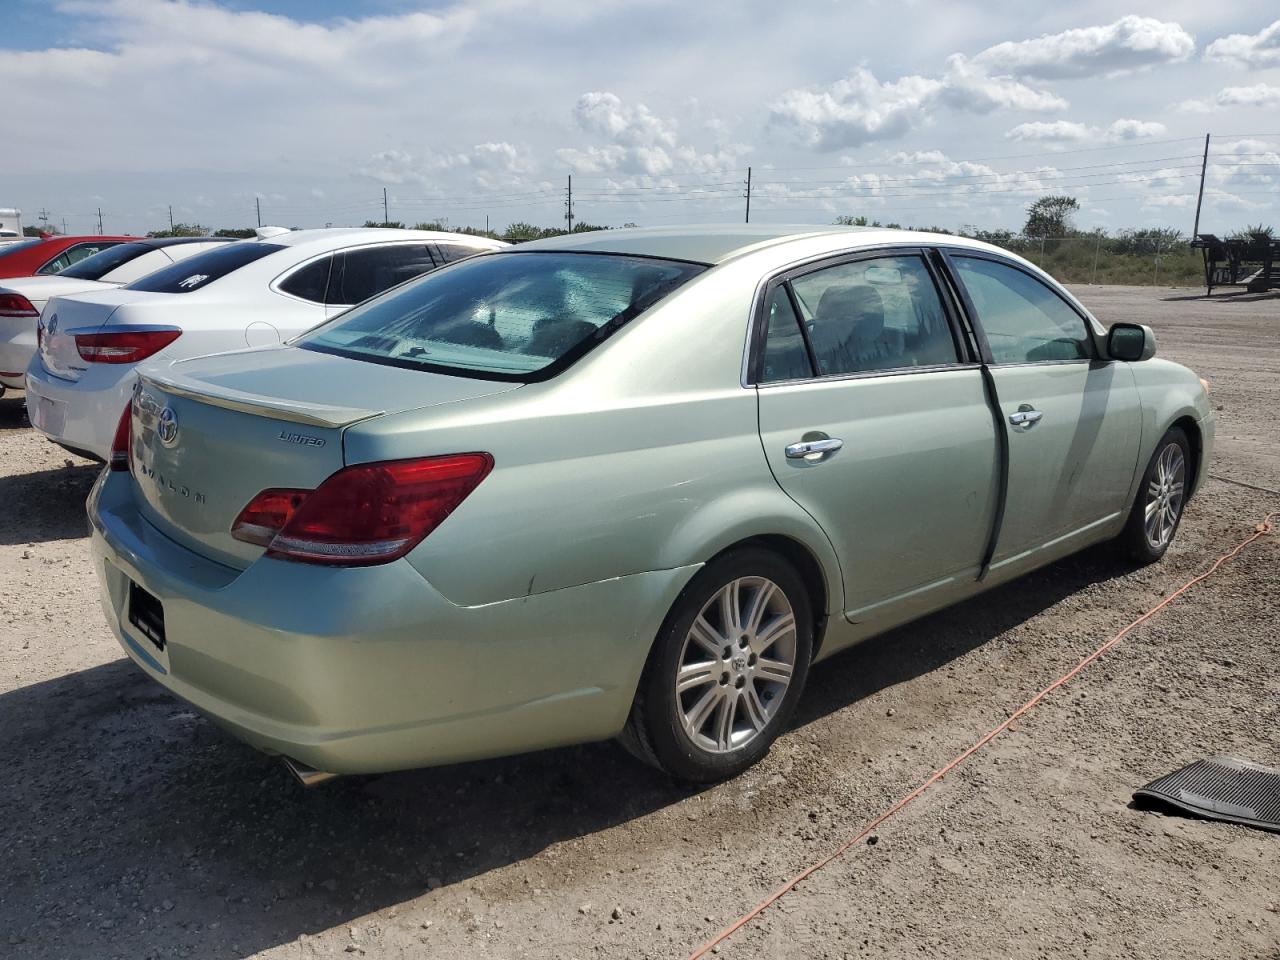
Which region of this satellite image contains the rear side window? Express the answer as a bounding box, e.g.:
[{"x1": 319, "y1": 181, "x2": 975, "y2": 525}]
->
[
  {"x1": 784, "y1": 255, "x2": 959, "y2": 376},
  {"x1": 58, "y1": 242, "x2": 151, "y2": 280},
  {"x1": 952, "y1": 257, "x2": 1091, "y2": 364},
  {"x1": 37, "y1": 242, "x2": 121, "y2": 275},
  {"x1": 760, "y1": 287, "x2": 813, "y2": 383},
  {"x1": 278, "y1": 255, "x2": 332, "y2": 304},
  {"x1": 126, "y1": 242, "x2": 284, "y2": 293},
  {"x1": 327, "y1": 244, "x2": 437, "y2": 305},
  {"x1": 299, "y1": 251, "x2": 704, "y2": 381}
]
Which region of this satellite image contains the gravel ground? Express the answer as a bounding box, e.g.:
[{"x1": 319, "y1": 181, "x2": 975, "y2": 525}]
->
[{"x1": 0, "y1": 285, "x2": 1276, "y2": 960}]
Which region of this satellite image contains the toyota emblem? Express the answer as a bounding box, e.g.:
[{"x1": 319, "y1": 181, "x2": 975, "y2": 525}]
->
[{"x1": 156, "y1": 407, "x2": 179, "y2": 447}]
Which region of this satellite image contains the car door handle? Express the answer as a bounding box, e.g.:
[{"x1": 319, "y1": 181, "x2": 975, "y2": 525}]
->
[
  {"x1": 785, "y1": 438, "x2": 843, "y2": 459},
  {"x1": 1008, "y1": 409, "x2": 1044, "y2": 427}
]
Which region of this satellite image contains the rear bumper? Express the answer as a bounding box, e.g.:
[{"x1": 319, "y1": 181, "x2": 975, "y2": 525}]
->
[
  {"x1": 0, "y1": 316, "x2": 37, "y2": 387},
  {"x1": 24, "y1": 358, "x2": 134, "y2": 462},
  {"x1": 88, "y1": 469, "x2": 696, "y2": 775}
]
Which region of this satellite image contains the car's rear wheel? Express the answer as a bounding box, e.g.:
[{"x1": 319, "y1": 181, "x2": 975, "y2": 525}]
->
[
  {"x1": 620, "y1": 548, "x2": 813, "y2": 782},
  {"x1": 1117, "y1": 426, "x2": 1190, "y2": 564}
]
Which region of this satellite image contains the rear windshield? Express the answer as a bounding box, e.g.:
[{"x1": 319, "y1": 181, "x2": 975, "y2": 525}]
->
[
  {"x1": 125, "y1": 242, "x2": 283, "y2": 293},
  {"x1": 0, "y1": 239, "x2": 41, "y2": 259},
  {"x1": 297, "y1": 251, "x2": 705, "y2": 381},
  {"x1": 58, "y1": 242, "x2": 151, "y2": 280}
]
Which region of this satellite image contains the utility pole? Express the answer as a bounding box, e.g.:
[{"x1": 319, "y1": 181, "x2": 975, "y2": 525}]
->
[
  {"x1": 485, "y1": 214, "x2": 489, "y2": 234},
  {"x1": 97, "y1": 207, "x2": 104, "y2": 233},
  {"x1": 383, "y1": 187, "x2": 389, "y2": 225},
  {"x1": 1191, "y1": 133, "x2": 1210, "y2": 240},
  {"x1": 255, "y1": 196, "x2": 262, "y2": 228},
  {"x1": 168, "y1": 205, "x2": 174, "y2": 231},
  {"x1": 62, "y1": 218, "x2": 68, "y2": 235},
  {"x1": 38, "y1": 208, "x2": 50, "y2": 232},
  {"x1": 744, "y1": 166, "x2": 752, "y2": 223},
  {"x1": 565, "y1": 175, "x2": 574, "y2": 233}
]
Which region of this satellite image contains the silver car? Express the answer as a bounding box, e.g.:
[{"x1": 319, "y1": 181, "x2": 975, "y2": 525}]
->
[{"x1": 88, "y1": 225, "x2": 1213, "y2": 784}]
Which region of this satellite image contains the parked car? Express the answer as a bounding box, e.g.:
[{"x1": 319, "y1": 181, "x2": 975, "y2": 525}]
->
[
  {"x1": 0, "y1": 238, "x2": 231, "y2": 391},
  {"x1": 86, "y1": 225, "x2": 1213, "y2": 785},
  {"x1": 0, "y1": 234, "x2": 137, "y2": 280},
  {"x1": 26, "y1": 228, "x2": 504, "y2": 460}
]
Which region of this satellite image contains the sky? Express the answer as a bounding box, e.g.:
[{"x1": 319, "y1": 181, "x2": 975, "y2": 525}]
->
[{"x1": 2, "y1": 0, "x2": 1278, "y2": 237}]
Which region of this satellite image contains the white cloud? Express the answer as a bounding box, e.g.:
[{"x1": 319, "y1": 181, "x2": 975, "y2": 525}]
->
[
  {"x1": 769, "y1": 68, "x2": 945, "y2": 150},
  {"x1": 1106, "y1": 118, "x2": 1167, "y2": 140},
  {"x1": 1005, "y1": 121, "x2": 1092, "y2": 142},
  {"x1": 769, "y1": 57, "x2": 1068, "y2": 151},
  {"x1": 1006, "y1": 118, "x2": 1166, "y2": 143},
  {"x1": 556, "y1": 92, "x2": 747, "y2": 179},
  {"x1": 940, "y1": 55, "x2": 1069, "y2": 112},
  {"x1": 1216, "y1": 83, "x2": 1280, "y2": 107},
  {"x1": 1205, "y1": 20, "x2": 1280, "y2": 68},
  {"x1": 1176, "y1": 83, "x2": 1280, "y2": 112},
  {"x1": 973, "y1": 16, "x2": 1195, "y2": 79}
]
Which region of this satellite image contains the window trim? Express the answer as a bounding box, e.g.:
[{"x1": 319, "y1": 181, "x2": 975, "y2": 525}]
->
[
  {"x1": 938, "y1": 247, "x2": 1104, "y2": 367},
  {"x1": 745, "y1": 245, "x2": 979, "y2": 388}
]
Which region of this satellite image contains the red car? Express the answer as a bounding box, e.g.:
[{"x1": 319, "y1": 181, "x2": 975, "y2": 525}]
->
[{"x1": 0, "y1": 235, "x2": 138, "y2": 280}]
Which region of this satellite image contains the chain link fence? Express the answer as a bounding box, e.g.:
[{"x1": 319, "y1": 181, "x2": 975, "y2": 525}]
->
[{"x1": 999, "y1": 235, "x2": 1201, "y2": 287}]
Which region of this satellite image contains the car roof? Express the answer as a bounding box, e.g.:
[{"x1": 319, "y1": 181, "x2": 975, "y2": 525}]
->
[
  {"x1": 143, "y1": 236, "x2": 235, "y2": 248},
  {"x1": 261, "y1": 228, "x2": 507, "y2": 255},
  {"x1": 516, "y1": 224, "x2": 1007, "y2": 265}
]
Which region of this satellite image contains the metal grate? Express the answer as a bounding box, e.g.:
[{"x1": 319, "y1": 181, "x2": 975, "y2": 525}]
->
[{"x1": 1134, "y1": 756, "x2": 1280, "y2": 833}]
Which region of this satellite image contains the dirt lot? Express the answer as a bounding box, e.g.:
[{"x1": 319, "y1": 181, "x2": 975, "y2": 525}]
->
[{"x1": 1, "y1": 285, "x2": 1276, "y2": 960}]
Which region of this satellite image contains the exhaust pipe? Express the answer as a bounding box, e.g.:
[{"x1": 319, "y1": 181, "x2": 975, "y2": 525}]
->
[{"x1": 282, "y1": 755, "x2": 339, "y2": 788}]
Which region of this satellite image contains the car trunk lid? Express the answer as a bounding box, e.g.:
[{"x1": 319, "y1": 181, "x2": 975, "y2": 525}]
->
[{"x1": 129, "y1": 346, "x2": 520, "y2": 568}]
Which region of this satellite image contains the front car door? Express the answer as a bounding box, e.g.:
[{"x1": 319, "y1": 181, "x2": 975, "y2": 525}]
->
[
  {"x1": 754, "y1": 249, "x2": 1001, "y2": 635},
  {"x1": 944, "y1": 252, "x2": 1141, "y2": 576}
]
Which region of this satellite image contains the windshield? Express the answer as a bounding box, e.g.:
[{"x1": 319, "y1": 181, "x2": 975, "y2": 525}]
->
[
  {"x1": 125, "y1": 242, "x2": 283, "y2": 293},
  {"x1": 298, "y1": 251, "x2": 705, "y2": 381},
  {"x1": 58, "y1": 242, "x2": 151, "y2": 281}
]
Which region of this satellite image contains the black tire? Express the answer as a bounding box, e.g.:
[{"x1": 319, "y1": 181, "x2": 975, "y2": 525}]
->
[
  {"x1": 1117, "y1": 426, "x2": 1191, "y2": 564},
  {"x1": 620, "y1": 547, "x2": 813, "y2": 782}
]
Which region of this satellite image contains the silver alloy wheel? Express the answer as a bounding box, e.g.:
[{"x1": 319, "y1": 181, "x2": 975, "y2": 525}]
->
[
  {"x1": 674, "y1": 576, "x2": 798, "y2": 754},
  {"x1": 1144, "y1": 442, "x2": 1186, "y2": 549}
]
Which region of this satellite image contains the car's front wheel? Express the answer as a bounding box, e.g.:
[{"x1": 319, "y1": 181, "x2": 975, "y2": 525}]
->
[
  {"x1": 621, "y1": 548, "x2": 813, "y2": 782},
  {"x1": 1118, "y1": 426, "x2": 1191, "y2": 564}
]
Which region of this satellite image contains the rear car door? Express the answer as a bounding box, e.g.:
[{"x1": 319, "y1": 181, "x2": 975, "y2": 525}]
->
[
  {"x1": 754, "y1": 250, "x2": 1001, "y2": 626},
  {"x1": 945, "y1": 252, "x2": 1141, "y2": 571}
]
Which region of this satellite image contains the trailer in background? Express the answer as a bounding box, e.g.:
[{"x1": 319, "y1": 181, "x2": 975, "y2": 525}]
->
[
  {"x1": 0, "y1": 208, "x2": 23, "y2": 243},
  {"x1": 1192, "y1": 234, "x2": 1279, "y2": 296}
]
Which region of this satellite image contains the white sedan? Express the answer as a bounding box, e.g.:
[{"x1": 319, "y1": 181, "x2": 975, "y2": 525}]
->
[
  {"x1": 0, "y1": 237, "x2": 229, "y2": 391},
  {"x1": 25, "y1": 227, "x2": 506, "y2": 461}
]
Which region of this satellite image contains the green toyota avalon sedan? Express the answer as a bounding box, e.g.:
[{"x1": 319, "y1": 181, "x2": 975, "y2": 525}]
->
[{"x1": 88, "y1": 225, "x2": 1213, "y2": 784}]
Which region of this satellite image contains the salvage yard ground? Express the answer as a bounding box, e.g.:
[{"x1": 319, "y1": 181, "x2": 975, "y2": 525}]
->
[{"x1": 0, "y1": 285, "x2": 1276, "y2": 960}]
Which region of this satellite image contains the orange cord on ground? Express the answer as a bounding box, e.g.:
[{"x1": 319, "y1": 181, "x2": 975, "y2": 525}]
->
[{"x1": 687, "y1": 511, "x2": 1277, "y2": 960}]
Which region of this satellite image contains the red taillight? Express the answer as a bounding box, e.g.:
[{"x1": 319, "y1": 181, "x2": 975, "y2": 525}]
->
[
  {"x1": 75, "y1": 328, "x2": 182, "y2": 364},
  {"x1": 232, "y1": 454, "x2": 493, "y2": 566},
  {"x1": 231, "y1": 488, "x2": 311, "y2": 547},
  {"x1": 110, "y1": 406, "x2": 132, "y2": 471},
  {"x1": 0, "y1": 293, "x2": 38, "y2": 318}
]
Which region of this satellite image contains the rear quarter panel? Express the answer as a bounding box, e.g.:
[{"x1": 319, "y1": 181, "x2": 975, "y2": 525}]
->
[{"x1": 342, "y1": 259, "x2": 844, "y2": 614}]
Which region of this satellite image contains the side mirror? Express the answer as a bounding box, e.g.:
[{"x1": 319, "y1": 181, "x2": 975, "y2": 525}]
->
[{"x1": 1107, "y1": 323, "x2": 1156, "y2": 362}]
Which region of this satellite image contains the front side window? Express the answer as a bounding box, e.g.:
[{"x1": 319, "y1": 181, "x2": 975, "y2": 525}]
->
[
  {"x1": 299, "y1": 251, "x2": 704, "y2": 380},
  {"x1": 37, "y1": 242, "x2": 119, "y2": 275},
  {"x1": 951, "y1": 256, "x2": 1091, "y2": 364},
  {"x1": 125, "y1": 242, "x2": 284, "y2": 293},
  {"x1": 785, "y1": 255, "x2": 958, "y2": 376}
]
